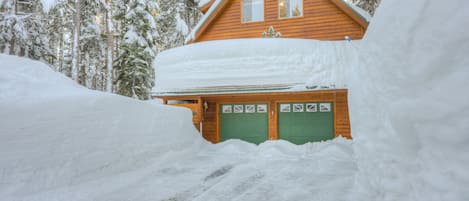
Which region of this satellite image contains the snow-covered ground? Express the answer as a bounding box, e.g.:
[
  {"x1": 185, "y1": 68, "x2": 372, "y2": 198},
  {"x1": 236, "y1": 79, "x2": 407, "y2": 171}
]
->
[
  {"x1": 0, "y1": 55, "x2": 356, "y2": 201},
  {"x1": 348, "y1": 1, "x2": 469, "y2": 200},
  {"x1": 1, "y1": 0, "x2": 469, "y2": 200}
]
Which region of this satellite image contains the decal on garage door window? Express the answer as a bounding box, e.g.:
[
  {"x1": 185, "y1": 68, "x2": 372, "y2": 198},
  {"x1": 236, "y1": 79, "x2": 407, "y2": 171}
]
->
[
  {"x1": 234, "y1": 105, "x2": 244, "y2": 113},
  {"x1": 280, "y1": 104, "x2": 291, "y2": 112},
  {"x1": 222, "y1": 105, "x2": 232, "y2": 113},
  {"x1": 245, "y1": 105, "x2": 255, "y2": 113},
  {"x1": 306, "y1": 103, "x2": 317, "y2": 112},
  {"x1": 293, "y1": 104, "x2": 304, "y2": 112},
  {"x1": 257, "y1": 104, "x2": 267, "y2": 113},
  {"x1": 319, "y1": 103, "x2": 331, "y2": 112}
]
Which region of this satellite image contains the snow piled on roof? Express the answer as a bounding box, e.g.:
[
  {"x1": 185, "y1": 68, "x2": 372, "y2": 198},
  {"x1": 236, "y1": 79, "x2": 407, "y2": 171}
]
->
[
  {"x1": 348, "y1": 0, "x2": 469, "y2": 200},
  {"x1": 154, "y1": 38, "x2": 356, "y2": 94}
]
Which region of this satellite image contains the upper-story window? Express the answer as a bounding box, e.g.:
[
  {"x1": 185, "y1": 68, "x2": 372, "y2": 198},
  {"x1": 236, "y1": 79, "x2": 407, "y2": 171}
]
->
[
  {"x1": 242, "y1": 0, "x2": 264, "y2": 23},
  {"x1": 279, "y1": 0, "x2": 303, "y2": 18}
]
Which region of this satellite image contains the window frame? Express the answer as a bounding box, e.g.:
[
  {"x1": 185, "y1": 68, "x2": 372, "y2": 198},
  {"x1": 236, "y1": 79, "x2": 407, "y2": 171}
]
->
[
  {"x1": 278, "y1": 0, "x2": 304, "y2": 19},
  {"x1": 241, "y1": 0, "x2": 265, "y2": 24}
]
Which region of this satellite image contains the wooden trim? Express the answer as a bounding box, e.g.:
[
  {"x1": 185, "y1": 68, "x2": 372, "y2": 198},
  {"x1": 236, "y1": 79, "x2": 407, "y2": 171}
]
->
[
  {"x1": 191, "y1": 0, "x2": 231, "y2": 44},
  {"x1": 200, "y1": 0, "x2": 216, "y2": 14},
  {"x1": 269, "y1": 100, "x2": 278, "y2": 140},
  {"x1": 333, "y1": 92, "x2": 338, "y2": 137},
  {"x1": 215, "y1": 102, "x2": 220, "y2": 143},
  {"x1": 277, "y1": 0, "x2": 304, "y2": 20}
]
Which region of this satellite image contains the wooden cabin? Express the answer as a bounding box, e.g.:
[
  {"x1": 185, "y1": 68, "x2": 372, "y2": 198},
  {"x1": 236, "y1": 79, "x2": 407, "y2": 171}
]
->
[
  {"x1": 188, "y1": 0, "x2": 369, "y2": 43},
  {"x1": 154, "y1": 0, "x2": 369, "y2": 145}
]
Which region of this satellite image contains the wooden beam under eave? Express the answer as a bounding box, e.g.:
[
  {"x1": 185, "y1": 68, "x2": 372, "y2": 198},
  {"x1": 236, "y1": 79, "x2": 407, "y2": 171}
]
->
[
  {"x1": 329, "y1": 0, "x2": 369, "y2": 29},
  {"x1": 192, "y1": 0, "x2": 231, "y2": 43},
  {"x1": 200, "y1": 0, "x2": 216, "y2": 14}
]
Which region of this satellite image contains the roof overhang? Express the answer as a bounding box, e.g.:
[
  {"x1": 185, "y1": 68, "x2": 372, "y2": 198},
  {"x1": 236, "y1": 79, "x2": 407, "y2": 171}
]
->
[{"x1": 199, "y1": 0, "x2": 215, "y2": 13}]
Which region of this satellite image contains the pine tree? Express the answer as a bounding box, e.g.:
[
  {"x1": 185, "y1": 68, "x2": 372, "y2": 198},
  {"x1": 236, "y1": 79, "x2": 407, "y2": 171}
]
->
[
  {"x1": 79, "y1": 0, "x2": 105, "y2": 87},
  {"x1": 155, "y1": 0, "x2": 182, "y2": 52},
  {"x1": 70, "y1": 0, "x2": 81, "y2": 81},
  {"x1": 46, "y1": 0, "x2": 73, "y2": 74},
  {"x1": 114, "y1": 0, "x2": 157, "y2": 100},
  {"x1": 0, "y1": 0, "x2": 51, "y2": 60},
  {"x1": 347, "y1": 0, "x2": 381, "y2": 16}
]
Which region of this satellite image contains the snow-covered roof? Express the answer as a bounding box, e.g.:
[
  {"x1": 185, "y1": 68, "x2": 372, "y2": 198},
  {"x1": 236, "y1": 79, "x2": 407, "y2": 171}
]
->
[
  {"x1": 153, "y1": 38, "x2": 357, "y2": 95},
  {"x1": 186, "y1": 0, "x2": 371, "y2": 44}
]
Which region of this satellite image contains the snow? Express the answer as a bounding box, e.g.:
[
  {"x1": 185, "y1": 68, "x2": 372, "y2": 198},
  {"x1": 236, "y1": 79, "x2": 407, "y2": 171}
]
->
[
  {"x1": 341, "y1": 0, "x2": 372, "y2": 22},
  {"x1": 175, "y1": 13, "x2": 189, "y2": 35},
  {"x1": 196, "y1": 0, "x2": 212, "y2": 8},
  {"x1": 347, "y1": 0, "x2": 469, "y2": 200},
  {"x1": 40, "y1": 0, "x2": 58, "y2": 12},
  {"x1": 153, "y1": 38, "x2": 354, "y2": 94},
  {"x1": 2, "y1": 0, "x2": 469, "y2": 199},
  {"x1": 0, "y1": 54, "x2": 356, "y2": 201}
]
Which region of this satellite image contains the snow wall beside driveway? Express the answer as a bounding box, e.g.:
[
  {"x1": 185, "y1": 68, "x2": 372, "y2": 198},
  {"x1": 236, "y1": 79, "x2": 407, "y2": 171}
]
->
[
  {"x1": 0, "y1": 55, "x2": 205, "y2": 198},
  {"x1": 348, "y1": 0, "x2": 469, "y2": 200}
]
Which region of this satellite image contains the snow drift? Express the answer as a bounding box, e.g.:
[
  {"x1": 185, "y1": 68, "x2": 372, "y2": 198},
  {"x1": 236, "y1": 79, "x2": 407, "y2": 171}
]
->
[
  {"x1": 348, "y1": 0, "x2": 469, "y2": 200},
  {"x1": 0, "y1": 55, "x2": 357, "y2": 201},
  {"x1": 0, "y1": 55, "x2": 204, "y2": 200},
  {"x1": 153, "y1": 38, "x2": 354, "y2": 93}
]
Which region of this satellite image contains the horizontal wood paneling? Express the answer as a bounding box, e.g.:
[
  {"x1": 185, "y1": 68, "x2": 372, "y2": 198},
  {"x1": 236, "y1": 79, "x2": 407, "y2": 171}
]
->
[
  {"x1": 196, "y1": 0, "x2": 364, "y2": 42},
  {"x1": 159, "y1": 89, "x2": 351, "y2": 143}
]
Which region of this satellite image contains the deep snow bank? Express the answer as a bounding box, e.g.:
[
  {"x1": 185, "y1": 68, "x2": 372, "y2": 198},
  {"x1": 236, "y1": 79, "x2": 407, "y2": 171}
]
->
[
  {"x1": 0, "y1": 55, "x2": 204, "y2": 199},
  {"x1": 153, "y1": 38, "x2": 355, "y2": 93},
  {"x1": 349, "y1": 1, "x2": 469, "y2": 200},
  {"x1": 0, "y1": 55, "x2": 358, "y2": 201}
]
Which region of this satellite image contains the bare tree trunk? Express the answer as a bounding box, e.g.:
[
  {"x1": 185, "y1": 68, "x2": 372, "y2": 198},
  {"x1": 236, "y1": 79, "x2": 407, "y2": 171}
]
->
[
  {"x1": 105, "y1": 0, "x2": 114, "y2": 92},
  {"x1": 58, "y1": 25, "x2": 65, "y2": 72},
  {"x1": 9, "y1": 0, "x2": 17, "y2": 55},
  {"x1": 71, "y1": 0, "x2": 81, "y2": 81}
]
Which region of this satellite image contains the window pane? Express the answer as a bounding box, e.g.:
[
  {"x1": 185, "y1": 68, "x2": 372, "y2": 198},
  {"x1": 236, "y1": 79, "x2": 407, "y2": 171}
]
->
[
  {"x1": 279, "y1": 0, "x2": 302, "y2": 18},
  {"x1": 243, "y1": 0, "x2": 264, "y2": 22}
]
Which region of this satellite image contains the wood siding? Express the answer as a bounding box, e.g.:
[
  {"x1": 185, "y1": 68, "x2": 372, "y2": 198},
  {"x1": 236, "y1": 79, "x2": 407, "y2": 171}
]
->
[
  {"x1": 159, "y1": 89, "x2": 351, "y2": 143},
  {"x1": 195, "y1": 0, "x2": 364, "y2": 42}
]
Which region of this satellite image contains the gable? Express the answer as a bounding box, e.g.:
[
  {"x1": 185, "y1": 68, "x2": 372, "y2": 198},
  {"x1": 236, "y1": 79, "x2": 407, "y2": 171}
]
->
[{"x1": 187, "y1": 0, "x2": 369, "y2": 43}]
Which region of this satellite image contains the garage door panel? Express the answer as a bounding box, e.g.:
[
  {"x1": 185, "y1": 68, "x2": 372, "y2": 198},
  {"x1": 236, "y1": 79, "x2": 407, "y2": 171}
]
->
[
  {"x1": 220, "y1": 104, "x2": 268, "y2": 144},
  {"x1": 278, "y1": 103, "x2": 334, "y2": 144}
]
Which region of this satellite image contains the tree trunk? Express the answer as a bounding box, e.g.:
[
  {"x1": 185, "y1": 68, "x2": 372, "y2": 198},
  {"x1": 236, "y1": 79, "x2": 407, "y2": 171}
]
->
[
  {"x1": 105, "y1": 0, "x2": 114, "y2": 92},
  {"x1": 71, "y1": 0, "x2": 81, "y2": 81}
]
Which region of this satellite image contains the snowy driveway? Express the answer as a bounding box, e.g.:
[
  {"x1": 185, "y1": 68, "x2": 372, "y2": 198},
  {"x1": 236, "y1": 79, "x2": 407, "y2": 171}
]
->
[{"x1": 20, "y1": 139, "x2": 356, "y2": 201}]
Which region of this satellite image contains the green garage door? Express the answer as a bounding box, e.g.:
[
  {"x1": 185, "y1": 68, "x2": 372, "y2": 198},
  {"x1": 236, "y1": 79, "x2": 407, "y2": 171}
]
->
[
  {"x1": 220, "y1": 104, "x2": 269, "y2": 144},
  {"x1": 278, "y1": 102, "x2": 334, "y2": 145}
]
